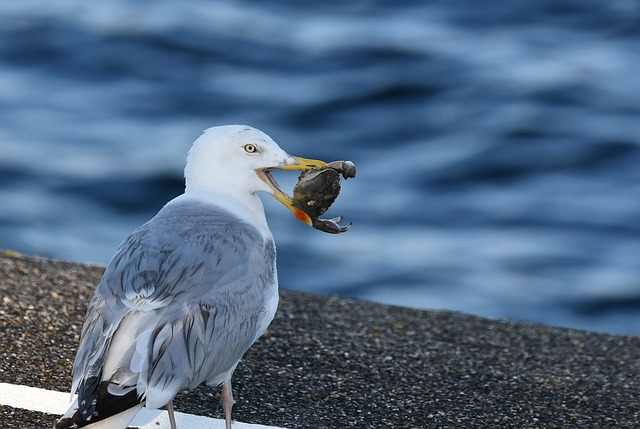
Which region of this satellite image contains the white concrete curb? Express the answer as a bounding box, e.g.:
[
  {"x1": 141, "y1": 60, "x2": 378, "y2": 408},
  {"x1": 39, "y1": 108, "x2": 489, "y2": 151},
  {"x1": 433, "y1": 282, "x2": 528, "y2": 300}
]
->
[{"x1": 0, "y1": 382, "x2": 286, "y2": 429}]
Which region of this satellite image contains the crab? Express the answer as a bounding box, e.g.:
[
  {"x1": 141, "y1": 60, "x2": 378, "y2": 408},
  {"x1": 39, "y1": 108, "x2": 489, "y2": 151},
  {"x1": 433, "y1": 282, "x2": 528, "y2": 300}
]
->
[{"x1": 291, "y1": 160, "x2": 356, "y2": 234}]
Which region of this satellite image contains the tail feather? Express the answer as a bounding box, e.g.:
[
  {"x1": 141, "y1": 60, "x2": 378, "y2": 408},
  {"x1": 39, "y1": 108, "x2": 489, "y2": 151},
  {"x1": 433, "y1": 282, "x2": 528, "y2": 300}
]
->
[
  {"x1": 54, "y1": 381, "x2": 143, "y2": 429},
  {"x1": 55, "y1": 403, "x2": 144, "y2": 429}
]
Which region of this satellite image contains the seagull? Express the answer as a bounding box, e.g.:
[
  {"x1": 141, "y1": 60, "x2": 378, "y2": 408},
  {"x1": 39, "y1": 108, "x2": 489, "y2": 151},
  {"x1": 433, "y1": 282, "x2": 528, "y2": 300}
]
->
[{"x1": 54, "y1": 125, "x2": 328, "y2": 429}]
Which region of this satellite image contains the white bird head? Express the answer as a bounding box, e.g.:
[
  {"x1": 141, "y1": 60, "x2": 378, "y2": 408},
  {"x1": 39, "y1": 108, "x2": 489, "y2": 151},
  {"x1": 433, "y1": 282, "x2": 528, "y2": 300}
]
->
[{"x1": 184, "y1": 125, "x2": 327, "y2": 225}]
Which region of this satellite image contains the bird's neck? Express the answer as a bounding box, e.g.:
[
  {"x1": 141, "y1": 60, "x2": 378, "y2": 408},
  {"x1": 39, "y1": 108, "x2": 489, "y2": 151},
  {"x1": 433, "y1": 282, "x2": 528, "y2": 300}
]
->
[{"x1": 177, "y1": 189, "x2": 272, "y2": 237}]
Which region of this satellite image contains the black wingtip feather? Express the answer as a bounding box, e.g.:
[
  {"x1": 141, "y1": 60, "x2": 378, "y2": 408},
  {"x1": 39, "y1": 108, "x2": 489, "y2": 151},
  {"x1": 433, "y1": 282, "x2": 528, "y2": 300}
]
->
[{"x1": 55, "y1": 381, "x2": 143, "y2": 428}]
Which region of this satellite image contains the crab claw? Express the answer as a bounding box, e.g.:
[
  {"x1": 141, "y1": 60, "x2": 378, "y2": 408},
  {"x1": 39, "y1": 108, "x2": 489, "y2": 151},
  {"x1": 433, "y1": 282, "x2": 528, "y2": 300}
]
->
[
  {"x1": 326, "y1": 160, "x2": 356, "y2": 179},
  {"x1": 312, "y1": 216, "x2": 352, "y2": 234}
]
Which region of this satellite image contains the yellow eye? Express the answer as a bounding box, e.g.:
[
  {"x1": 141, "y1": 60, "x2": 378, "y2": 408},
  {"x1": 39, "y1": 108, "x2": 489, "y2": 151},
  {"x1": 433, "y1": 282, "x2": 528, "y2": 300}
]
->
[{"x1": 244, "y1": 143, "x2": 258, "y2": 154}]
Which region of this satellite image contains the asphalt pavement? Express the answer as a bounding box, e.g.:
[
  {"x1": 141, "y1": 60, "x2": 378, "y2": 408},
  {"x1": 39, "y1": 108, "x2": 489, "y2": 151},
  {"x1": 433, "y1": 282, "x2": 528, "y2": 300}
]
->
[{"x1": 1, "y1": 251, "x2": 638, "y2": 428}]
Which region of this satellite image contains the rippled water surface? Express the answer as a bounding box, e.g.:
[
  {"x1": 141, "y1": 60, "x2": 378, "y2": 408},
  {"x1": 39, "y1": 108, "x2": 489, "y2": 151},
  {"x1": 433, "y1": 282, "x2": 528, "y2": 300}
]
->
[{"x1": 1, "y1": 1, "x2": 639, "y2": 334}]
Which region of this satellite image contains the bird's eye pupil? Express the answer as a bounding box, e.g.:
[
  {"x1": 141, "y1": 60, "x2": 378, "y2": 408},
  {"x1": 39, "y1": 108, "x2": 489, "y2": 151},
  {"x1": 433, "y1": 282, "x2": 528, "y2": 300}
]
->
[{"x1": 244, "y1": 144, "x2": 258, "y2": 153}]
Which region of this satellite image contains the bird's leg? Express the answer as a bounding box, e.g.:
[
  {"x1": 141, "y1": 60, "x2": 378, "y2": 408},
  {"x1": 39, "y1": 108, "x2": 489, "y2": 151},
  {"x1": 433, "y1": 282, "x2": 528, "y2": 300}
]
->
[
  {"x1": 167, "y1": 400, "x2": 177, "y2": 429},
  {"x1": 221, "y1": 378, "x2": 235, "y2": 429}
]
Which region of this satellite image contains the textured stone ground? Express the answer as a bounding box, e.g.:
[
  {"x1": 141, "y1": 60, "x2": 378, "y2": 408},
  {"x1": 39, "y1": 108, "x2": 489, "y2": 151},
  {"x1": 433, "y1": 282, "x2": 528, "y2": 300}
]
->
[{"x1": 1, "y1": 251, "x2": 638, "y2": 428}]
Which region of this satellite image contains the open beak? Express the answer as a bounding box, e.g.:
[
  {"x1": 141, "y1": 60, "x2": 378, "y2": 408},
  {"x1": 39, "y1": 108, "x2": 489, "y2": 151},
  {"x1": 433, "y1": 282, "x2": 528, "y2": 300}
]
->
[{"x1": 256, "y1": 156, "x2": 327, "y2": 225}]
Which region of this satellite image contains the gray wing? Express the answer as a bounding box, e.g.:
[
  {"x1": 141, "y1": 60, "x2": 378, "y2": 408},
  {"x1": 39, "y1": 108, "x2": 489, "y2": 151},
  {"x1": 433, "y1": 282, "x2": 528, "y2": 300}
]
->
[{"x1": 71, "y1": 199, "x2": 277, "y2": 415}]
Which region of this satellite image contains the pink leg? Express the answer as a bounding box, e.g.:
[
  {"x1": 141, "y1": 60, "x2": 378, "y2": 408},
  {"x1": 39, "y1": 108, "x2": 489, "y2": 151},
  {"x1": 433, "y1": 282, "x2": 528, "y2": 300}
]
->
[
  {"x1": 221, "y1": 378, "x2": 235, "y2": 429},
  {"x1": 167, "y1": 400, "x2": 177, "y2": 429}
]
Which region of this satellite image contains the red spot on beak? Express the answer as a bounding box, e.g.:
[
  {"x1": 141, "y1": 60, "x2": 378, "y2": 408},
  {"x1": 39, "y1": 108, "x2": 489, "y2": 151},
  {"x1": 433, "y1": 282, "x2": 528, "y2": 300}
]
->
[{"x1": 292, "y1": 207, "x2": 311, "y2": 223}]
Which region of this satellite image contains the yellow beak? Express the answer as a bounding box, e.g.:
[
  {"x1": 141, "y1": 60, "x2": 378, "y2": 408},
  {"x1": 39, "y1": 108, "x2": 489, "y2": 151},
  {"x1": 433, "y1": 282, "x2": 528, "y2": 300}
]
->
[
  {"x1": 274, "y1": 156, "x2": 328, "y2": 171},
  {"x1": 256, "y1": 156, "x2": 327, "y2": 225}
]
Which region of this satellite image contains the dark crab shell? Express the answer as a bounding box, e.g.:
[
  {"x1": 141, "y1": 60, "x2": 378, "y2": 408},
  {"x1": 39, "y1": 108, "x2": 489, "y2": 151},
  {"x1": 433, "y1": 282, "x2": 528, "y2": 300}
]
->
[
  {"x1": 291, "y1": 160, "x2": 356, "y2": 234},
  {"x1": 292, "y1": 168, "x2": 341, "y2": 219}
]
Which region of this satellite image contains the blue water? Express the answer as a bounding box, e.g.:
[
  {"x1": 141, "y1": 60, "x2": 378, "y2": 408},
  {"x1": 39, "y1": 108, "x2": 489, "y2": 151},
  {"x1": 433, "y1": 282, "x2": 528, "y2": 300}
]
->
[{"x1": 1, "y1": 1, "x2": 639, "y2": 335}]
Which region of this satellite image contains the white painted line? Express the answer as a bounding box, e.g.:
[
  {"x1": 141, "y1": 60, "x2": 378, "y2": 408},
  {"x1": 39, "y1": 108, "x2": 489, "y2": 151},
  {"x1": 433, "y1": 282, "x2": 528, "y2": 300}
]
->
[
  {"x1": 0, "y1": 383, "x2": 68, "y2": 415},
  {"x1": 0, "y1": 383, "x2": 286, "y2": 429}
]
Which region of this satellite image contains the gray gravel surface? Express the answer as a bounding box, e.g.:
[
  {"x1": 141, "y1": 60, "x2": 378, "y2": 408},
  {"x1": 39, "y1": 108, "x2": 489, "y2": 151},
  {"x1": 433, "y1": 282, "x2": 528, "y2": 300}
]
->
[{"x1": 1, "y1": 251, "x2": 639, "y2": 428}]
